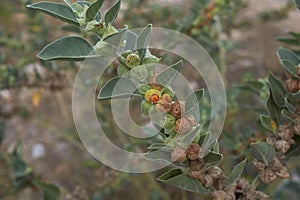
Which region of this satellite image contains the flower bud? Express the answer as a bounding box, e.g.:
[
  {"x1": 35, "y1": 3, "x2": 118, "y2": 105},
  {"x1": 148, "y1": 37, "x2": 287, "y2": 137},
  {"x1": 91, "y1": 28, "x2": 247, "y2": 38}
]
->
[
  {"x1": 125, "y1": 53, "x2": 140, "y2": 68},
  {"x1": 259, "y1": 169, "x2": 277, "y2": 183},
  {"x1": 277, "y1": 125, "x2": 294, "y2": 141},
  {"x1": 269, "y1": 158, "x2": 283, "y2": 171},
  {"x1": 144, "y1": 89, "x2": 161, "y2": 103},
  {"x1": 275, "y1": 166, "x2": 290, "y2": 178},
  {"x1": 275, "y1": 139, "x2": 290, "y2": 153},
  {"x1": 211, "y1": 190, "x2": 227, "y2": 200},
  {"x1": 175, "y1": 117, "x2": 191, "y2": 134},
  {"x1": 200, "y1": 174, "x2": 214, "y2": 188},
  {"x1": 285, "y1": 79, "x2": 299, "y2": 93},
  {"x1": 171, "y1": 146, "x2": 187, "y2": 163},
  {"x1": 188, "y1": 159, "x2": 204, "y2": 171},
  {"x1": 186, "y1": 115, "x2": 197, "y2": 127},
  {"x1": 170, "y1": 101, "x2": 185, "y2": 119},
  {"x1": 208, "y1": 166, "x2": 223, "y2": 179},
  {"x1": 293, "y1": 124, "x2": 300, "y2": 136},
  {"x1": 253, "y1": 159, "x2": 266, "y2": 172},
  {"x1": 163, "y1": 114, "x2": 176, "y2": 130},
  {"x1": 189, "y1": 170, "x2": 202, "y2": 179},
  {"x1": 187, "y1": 143, "x2": 201, "y2": 160}
]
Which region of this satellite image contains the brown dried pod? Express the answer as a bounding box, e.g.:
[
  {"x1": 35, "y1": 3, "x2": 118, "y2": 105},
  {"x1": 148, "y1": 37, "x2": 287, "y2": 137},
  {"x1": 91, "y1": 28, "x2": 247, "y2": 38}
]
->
[
  {"x1": 187, "y1": 143, "x2": 201, "y2": 160},
  {"x1": 156, "y1": 94, "x2": 172, "y2": 113},
  {"x1": 208, "y1": 166, "x2": 223, "y2": 180},
  {"x1": 175, "y1": 117, "x2": 191, "y2": 134},
  {"x1": 266, "y1": 136, "x2": 277, "y2": 146},
  {"x1": 275, "y1": 139, "x2": 290, "y2": 153},
  {"x1": 259, "y1": 169, "x2": 277, "y2": 183},
  {"x1": 211, "y1": 190, "x2": 227, "y2": 200},
  {"x1": 277, "y1": 125, "x2": 294, "y2": 140},
  {"x1": 253, "y1": 191, "x2": 272, "y2": 200},
  {"x1": 200, "y1": 174, "x2": 214, "y2": 188},
  {"x1": 171, "y1": 146, "x2": 187, "y2": 163},
  {"x1": 170, "y1": 101, "x2": 185, "y2": 119},
  {"x1": 189, "y1": 170, "x2": 202, "y2": 180},
  {"x1": 252, "y1": 159, "x2": 266, "y2": 172},
  {"x1": 293, "y1": 124, "x2": 300, "y2": 136},
  {"x1": 275, "y1": 166, "x2": 290, "y2": 178},
  {"x1": 269, "y1": 158, "x2": 283, "y2": 172},
  {"x1": 285, "y1": 79, "x2": 299, "y2": 93},
  {"x1": 188, "y1": 159, "x2": 204, "y2": 171}
]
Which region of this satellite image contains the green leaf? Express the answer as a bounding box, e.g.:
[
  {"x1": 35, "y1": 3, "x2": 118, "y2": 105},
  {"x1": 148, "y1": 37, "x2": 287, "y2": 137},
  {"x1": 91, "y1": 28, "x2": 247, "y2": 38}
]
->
[
  {"x1": 286, "y1": 135, "x2": 300, "y2": 160},
  {"x1": 86, "y1": 0, "x2": 104, "y2": 21},
  {"x1": 260, "y1": 115, "x2": 277, "y2": 134},
  {"x1": 281, "y1": 109, "x2": 297, "y2": 124},
  {"x1": 104, "y1": 0, "x2": 121, "y2": 24},
  {"x1": 250, "y1": 142, "x2": 275, "y2": 165},
  {"x1": 277, "y1": 47, "x2": 300, "y2": 78},
  {"x1": 277, "y1": 38, "x2": 299, "y2": 45},
  {"x1": 156, "y1": 60, "x2": 183, "y2": 86},
  {"x1": 9, "y1": 142, "x2": 32, "y2": 178},
  {"x1": 290, "y1": 31, "x2": 300, "y2": 40},
  {"x1": 60, "y1": 24, "x2": 81, "y2": 33},
  {"x1": 296, "y1": 0, "x2": 300, "y2": 9},
  {"x1": 222, "y1": 159, "x2": 247, "y2": 189},
  {"x1": 203, "y1": 151, "x2": 223, "y2": 170},
  {"x1": 185, "y1": 89, "x2": 204, "y2": 114},
  {"x1": 37, "y1": 36, "x2": 94, "y2": 60},
  {"x1": 157, "y1": 169, "x2": 210, "y2": 194},
  {"x1": 26, "y1": 2, "x2": 79, "y2": 25},
  {"x1": 33, "y1": 180, "x2": 60, "y2": 200},
  {"x1": 266, "y1": 91, "x2": 283, "y2": 124},
  {"x1": 137, "y1": 24, "x2": 152, "y2": 60},
  {"x1": 148, "y1": 143, "x2": 166, "y2": 150},
  {"x1": 268, "y1": 73, "x2": 287, "y2": 107},
  {"x1": 124, "y1": 30, "x2": 138, "y2": 51},
  {"x1": 284, "y1": 97, "x2": 296, "y2": 113},
  {"x1": 98, "y1": 77, "x2": 137, "y2": 99}
]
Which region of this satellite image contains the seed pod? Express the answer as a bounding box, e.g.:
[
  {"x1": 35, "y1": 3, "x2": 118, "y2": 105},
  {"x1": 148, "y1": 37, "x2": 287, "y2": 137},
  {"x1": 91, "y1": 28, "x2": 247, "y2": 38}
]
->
[
  {"x1": 208, "y1": 166, "x2": 223, "y2": 179},
  {"x1": 211, "y1": 190, "x2": 227, "y2": 200},
  {"x1": 285, "y1": 79, "x2": 299, "y2": 93},
  {"x1": 188, "y1": 170, "x2": 202, "y2": 179},
  {"x1": 125, "y1": 53, "x2": 140, "y2": 68},
  {"x1": 269, "y1": 158, "x2": 283, "y2": 172},
  {"x1": 188, "y1": 159, "x2": 204, "y2": 171},
  {"x1": 259, "y1": 169, "x2": 277, "y2": 183},
  {"x1": 187, "y1": 143, "x2": 201, "y2": 160},
  {"x1": 266, "y1": 136, "x2": 276, "y2": 146},
  {"x1": 252, "y1": 159, "x2": 266, "y2": 172},
  {"x1": 170, "y1": 101, "x2": 185, "y2": 119},
  {"x1": 275, "y1": 140, "x2": 290, "y2": 153},
  {"x1": 171, "y1": 146, "x2": 187, "y2": 163},
  {"x1": 277, "y1": 125, "x2": 294, "y2": 140},
  {"x1": 254, "y1": 191, "x2": 271, "y2": 200},
  {"x1": 186, "y1": 115, "x2": 197, "y2": 127},
  {"x1": 200, "y1": 174, "x2": 214, "y2": 188},
  {"x1": 175, "y1": 117, "x2": 191, "y2": 134},
  {"x1": 163, "y1": 114, "x2": 176, "y2": 130},
  {"x1": 144, "y1": 89, "x2": 161, "y2": 103},
  {"x1": 275, "y1": 166, "x2": 290, "y2": 178}
]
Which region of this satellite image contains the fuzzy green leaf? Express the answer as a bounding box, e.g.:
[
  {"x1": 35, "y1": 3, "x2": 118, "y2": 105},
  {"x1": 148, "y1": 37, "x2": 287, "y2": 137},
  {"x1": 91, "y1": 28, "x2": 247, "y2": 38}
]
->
[
  {"x1": 98, "y1": 77, "x2": 137, "y2": 99},
  {"x1": 104, "y1": 0, "x2": 121, "y2": 24},
  {"x1": 26, "y1": 2, "x2": 79, "y2": 25},
  {"x1": 250, "y1": 142, "x2": 275, "y2": 165},
  {"x1": 137, "y1": 24, "x2": 152, "y2": 60},
  {"x1": 86, "y1": 0, "x2": 104, "y2": 21},
  {"x1": 222, "y1": 159, "x2": 247, "y2": 189},
  {"x1": 203, "y1": 151, "x2": 223, "y2": 170},
  {"x1": 266, "y1": 92, "x2": 283, "y2": 124},
  {"x1": 37, "y1": 36, "x2": 94, "y2": 60},
  {"x1": 185, "y1": 89, "x2": 204, "y2": 114},
  {"x1": 286, "y1": 135, "x2": 300, "y2": 160},
  {"x1": 260, "y1": 115, "x2": 277, "y2": 134},
  {"x1": 157, "y1": 169, "x2": 210, "y2": 194},
  {"x1": 268, "y1": 73, "x2": 287, "y2": 107},
  {"x1": 156, "y1": 60, "x2": 183, "y2": 87},
  {"x1": 281, "y1": 109, "x2": 297, "y2": 124},
  {"x1": 277, "y1": 47, "x2": 300, "y2": 78}
]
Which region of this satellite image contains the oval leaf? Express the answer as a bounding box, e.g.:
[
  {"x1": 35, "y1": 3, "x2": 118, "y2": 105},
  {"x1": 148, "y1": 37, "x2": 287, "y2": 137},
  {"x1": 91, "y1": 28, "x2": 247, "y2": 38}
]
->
[
  {"x1": 33, "y1": 180, "x2": 60, "y2": 200},
  {"x1": 277, "y1": 47, "x2": 300, "y2": 78},
  {"x1": 203, "y1": 151, "x2": 223, "y2": 170},
  {"x1": 98, "y1": 77, "x2": 136, "y2": 99},
  {"x1": 222, "y1": 159, "x2": 247, "y2": 189},
  {"x1": 26, "y1": 2, "x2": 79, "y2": 25},
  {"x1": 157, "y1": 169, "x2": 210, "y2": 194},
  {"x1": 104, "y1": 0, "x2": 121, "y2": 25},
  {"x1": 281, "y1": 109, "x2": 297, "y2": 124},
  {"x1": 86, "y1": 0, "x2": 104, "y2": 21},
  {"x1": 260, "y1": 115, "x2": 277, "y2": 134},
  {"x1": 156, "y1": 60, "x2": 184, "y2": 87},
  {"x1": 185, "y1": 89, "x2": 204, "y2": 114},
  {"x1": 137, "y1": 24, "x2": 152, "y2": 60},
  {"x1": 37, "y1": 36, "x2": 93, "y2": 60},
  {"x1": 268, "y1": 73, "x2": 287, "y2": 107},
  {"x1": 250, "y1": 142, "x2": 275, "y2": 165}
]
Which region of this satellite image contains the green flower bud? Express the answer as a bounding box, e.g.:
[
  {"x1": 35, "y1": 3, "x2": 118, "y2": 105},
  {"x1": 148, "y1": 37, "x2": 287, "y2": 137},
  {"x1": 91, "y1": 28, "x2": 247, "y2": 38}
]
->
[
  {"x1": 94, "y1": 41, "x2": 114, "y2": 56},
  {"x1": 141, "y1": 100, "x2": 154, "y2": 115},
  {"x1": 164, "y1": 114, "x2": 176, "y2": 130},
  {"x1": 117, "y1": 64, "x2": 129, "y2": 76},
  {"x1": 125, "y1": 53, "x2": 140, "y2": 68},
  {"x1": 137, "y1": 84, "x2": 152, "y2": 95},
  {"x1": 130, "y1": 65, "x2": 148, "y2": 83}
]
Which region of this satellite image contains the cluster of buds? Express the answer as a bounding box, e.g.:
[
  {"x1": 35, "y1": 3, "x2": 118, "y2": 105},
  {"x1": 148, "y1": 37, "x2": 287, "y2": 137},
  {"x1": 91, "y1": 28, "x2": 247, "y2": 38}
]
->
[
  {"x1": 285, "y1": 66, "x2": 300, "y2": 93},
  {"x1": 211, "y1": 178, "x2": 270, "y2": 200},
  {"x1": 253, "y1": 157, "x2": 289, "y2": 184}
]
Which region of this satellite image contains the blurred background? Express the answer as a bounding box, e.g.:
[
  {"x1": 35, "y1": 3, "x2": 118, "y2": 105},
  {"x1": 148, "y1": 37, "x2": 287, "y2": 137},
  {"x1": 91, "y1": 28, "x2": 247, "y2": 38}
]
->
[{"x1": 1, "y1": 0, "x2": 300, "y2": 199}]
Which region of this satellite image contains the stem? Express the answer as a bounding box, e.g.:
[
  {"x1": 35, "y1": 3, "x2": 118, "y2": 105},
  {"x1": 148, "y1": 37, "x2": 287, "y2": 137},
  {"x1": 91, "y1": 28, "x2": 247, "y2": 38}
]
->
[{"x1": 251, "y1": 175, "x2": 260, "y2": 190}]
